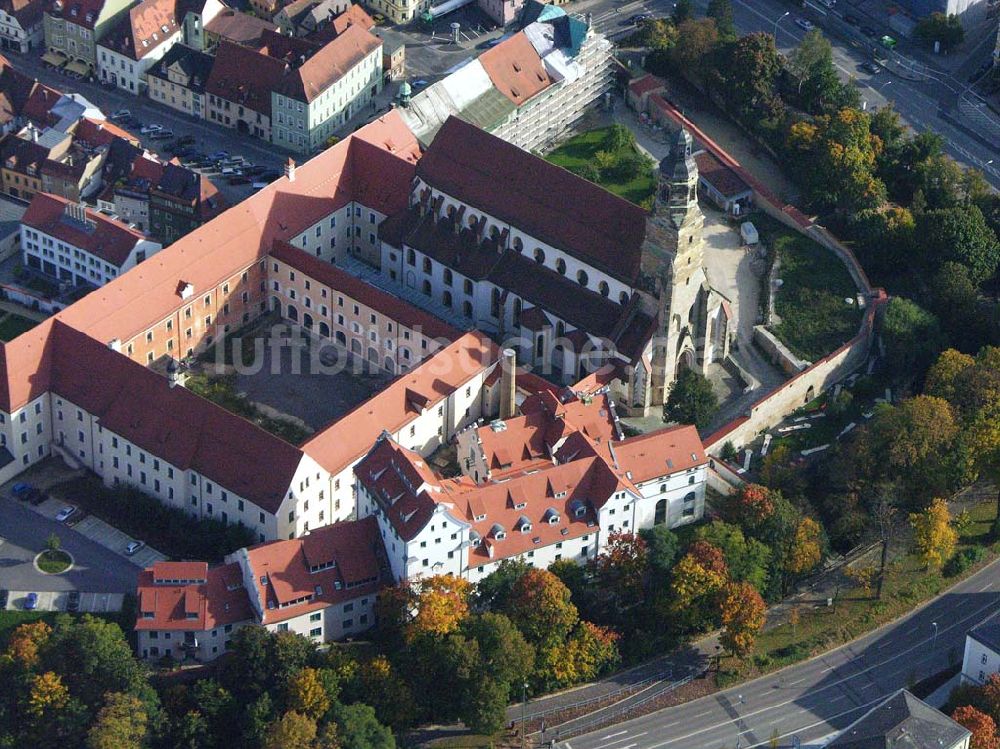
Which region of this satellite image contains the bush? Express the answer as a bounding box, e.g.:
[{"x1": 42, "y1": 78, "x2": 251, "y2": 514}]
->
[
  {"x1": 943, "y1": 546, "x2": 985, "y2": 577},
  {"x1": 720, "y1": 441, "x2": 738, "y2": 462},
  {"x1": 571, "y1": 163, "x2": 601, "y2": 182}
]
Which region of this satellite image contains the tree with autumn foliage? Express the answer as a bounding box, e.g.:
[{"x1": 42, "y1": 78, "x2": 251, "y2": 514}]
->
[
  {"x1": 590, "y1": 530, "x2": 648, "y2": 610},
  {"x1": 786, "y1": 517, "x2": 824, "y2": 577},
  {"x1": 549, "y1": 622, "x2": 620, "y2": 688},
  {"x1": 670, "y1": 541, "x2": 729, "y2": 630},
  {"x1": 287, "y1": 668, "x2": 331, "y2": 721},
  {"x1": 4, "y1": 620, "x2": 51, "y2": 670},
  {"x1": 718, "y1": 582, "x2": 766, "y2": 659},
  {"x1": 409, "y1": 575, "x2": 471, "y2": 638},
  {"x1": 86, "y1": 692, "x2": 148, "y2": 749},
  {"x1": 26, "y1": 671, "x2": 69, "y2": 719},
  {"x1": 262, "y1": 711, "x2": 318, "y2": 749},
  {"x1": 504, "y1": 567, "x2": 579, "y2": 649},
  {"x1": 910, "y1": 498, "x2": 958, "y2": 570},
  {"x1": 952, "y1": 706, "x2": 1000, "y2": 749},
  {"x1": 725, "y1": 483, "x2": 775, "y2": 529}
]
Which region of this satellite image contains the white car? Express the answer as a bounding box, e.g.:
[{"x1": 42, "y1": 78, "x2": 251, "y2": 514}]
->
[
  {"x1": 795, "y1": 18, "x2": 814, "y2": 31},
  {"x1": 55, "y1": 506, "x2": 76, "y2": 522},
  {"x1": 110, "y1": 109, "x2": 130, "y2": 121},
  {"x1": 140, "y1": 124, "x2": 163, "y2": 135},
  {"x1": 125, "y1": 540, "x2": 145, "y2": 556}
]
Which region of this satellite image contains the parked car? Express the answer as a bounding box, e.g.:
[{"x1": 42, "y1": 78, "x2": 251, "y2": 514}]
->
[
  {"x1": 0, "y1": 589, "x2": 8, "y2": 608},
  {"x1": 140, "y1": 124, "x2": 163, "y2": 134},
  {"x1": 221, "y1": 167, "x2": 239, "y2": 176},
  {"x1": 795, "y1": 18, "x2": 814, "y2": 31},
  {"x1": 125, "y1": 540, "x2": 145, "y2": 556},
  {"x1": 843, "y1": 13, "x2": 860, "y2": 26},
  {"x1": 23, "y1": 592, "x2": 38, "y2": 610},
  {"x1": 176, "y1": 135, "x2": 196, "y2": 146},
  {"x1": 149, "y1": 129, "x2": 174, "y2": 140},
  {"x1": 245, "y1": 165, "x2": 266, "y2": 176},
  {"x1": 28, "y1": 488, "x2": 47, "y2": 505},
  {"x1": 412, "y1": 79, "x2": 428, "y2": 89},
  {"x1": 258, "y1": 170, "x2": 281, "y2": 182},
  {"x1": 861, "y1": 25, "x2": 878, "y2": 38},
  {"x1": 110, "y1": 109, "x2": 131, "y2": 121},
  {"x1": 209, "y1": 150, "x2": 229, "y2": 161},
  {"x1": 173, "y1": 146, "x2": 194, "y2": 158},
  {"x1": 11, "y1": 481, "x2": 33, "y2": 500},
  {"x1": 228, "y1": 175, "x2": 251, "y2": 185},
  {"x1": 67, "y1": 590, "x2": 80, "y2": 612},
  {"x1": 55, "y1": 505, "x2": 76, "y2": 522},
  {"x1": 860, "y1": 61, "x2": 881, "y2": 75}
]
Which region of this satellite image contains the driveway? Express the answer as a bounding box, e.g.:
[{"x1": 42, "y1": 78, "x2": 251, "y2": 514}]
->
[{"x1": 0, "y1": 496, "x2": 141, "y2": 597}]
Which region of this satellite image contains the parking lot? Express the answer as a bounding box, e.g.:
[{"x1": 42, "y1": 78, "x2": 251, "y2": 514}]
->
[{"x1": 2, "y1": 589, "x2": 125, "y2": 613}]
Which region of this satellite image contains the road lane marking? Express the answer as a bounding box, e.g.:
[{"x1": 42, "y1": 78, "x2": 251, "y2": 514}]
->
[
  {"x1": 598, "y1": 733, "x2": 646, "y2": 747},
  {"x1": 600, "y1": 732, "x2": 627, "y2": 740}
]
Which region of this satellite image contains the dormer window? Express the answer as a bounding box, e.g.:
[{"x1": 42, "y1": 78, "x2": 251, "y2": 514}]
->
[
  {"x1": 490, "y1": 523, "x2": 506, "y2": 541},
  {"x1": 259, "y1": 575, "x2": 267, "y2": 586},
  {"x1": 514, "y1": 501, "x2": 526, "y2": 511},
  {"x1": 544, "y1": 507, "x2": 560, "y2": 524},
  {"x1": 517, "y1": 515, "x2": 532, "y2": 533},
  {"x1": 570, "y1": 499, "x2": 586, "y2": 518},
  {"x1": 474, "y1": 513, "x2": 486, "y2": 522}
]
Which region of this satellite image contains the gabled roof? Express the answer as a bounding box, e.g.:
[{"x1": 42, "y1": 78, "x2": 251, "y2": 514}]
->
[
  {"x1": 417, "y1": 117, "x2": 648, "y2": 284},
  {"x1": 694, "y1": 151, "x2": 751, "y2": 199},
  {"x1": 205, "y1": 39, "x2": 286, "y2": 117},
  {"x1": 72, "y1": 117, "x2": 139, "y2": 148},
  {"x1": 146, "y1": 43, "x2": 214, "y2": 92},
  {"x1": 0, "y1": 0, "x2": 46, "y2": 27},
  {"x1": 135, "y1": 562, "x2": 253, "y2": 631},
  {"x1": 478, "y1": 32, "x2": 554, "y2": 107},
  {"x1": 99, "y1": 0, "x2": 179, "y2": 61},
  {"x1": 970, "y1": 614, "x2": 1000, "y2": 655},
  {"x1": 604, "y1": 425, "x2": 707, "y2": 483},
  {"x1": 49, "y1": 321, "x2": 305, "y2": 512},
  {"x1": 826, "y1": 690, "x2": 970, "y2": 749},
  {"x1": 205, "y1": 8, "x2": 276, "y2": 46},
  {"x1": 246, "y1": 516, "x2": 387, "y2": 623},
  {"x1": 303, "y1": 331, "x2": 499, "y2": 476},
  {"x1": 0, "y1": 58, "x2": 39, "y2": 127},
  {"x1": 50, "y1": 0, "x2": 111, "y2": 29},
  {"x1": 22, "y1": 192, "x2": 146, "y2": 266}
]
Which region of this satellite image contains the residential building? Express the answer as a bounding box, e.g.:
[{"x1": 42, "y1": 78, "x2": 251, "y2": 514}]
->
[
  {"x1": 0, "y1": 58, "x2": 62, "y2": 135},
  {"x1": 0, "y1": 122, "x2": 106, "y2": 203},
  {"x1": 478, "y1": 0, "x2": 523, "y2": 27},
  {"x1": 269, "y1": 26, "x2": 382, "y2": 153},
  {"x1": 823, "y1": 690, "x2": 970, "y2": 749},
  {"x1": 399, "y1": 2, "x2": 613, "y2": 152},
  {"x1": 94, "y1": 137, "x2": 167, "y2": 231},
  {"x1": 0, "y1": 0, "x2": 46, "y2": 53},
  {"x1": 896, "y1": 0, "x2": 995, "y2": 25},
  {"x1": 135, "y1": 516, "x2": 389, "y2": 661},
  {"x1": 43, "y1": 0, "x2": 136, "y2": 76},
  {"x1": 247, "y1": 0, "x2": 282, "y2": 21},
  {"x1": 365, "y1": 0, "x2": 427, "y2": 26},
  {"x1": 306, "y1": 2, "x2": 374, "y2": 44},
  {"x1": 273, "y1": 0, "x2": 348, "y2": 37},
  {"x1": 21, "y1": 191, "x2": 162, "y2": 286},
  {"x1": 145, "y1": 43, "x2": 213, "y2": 119},
  {"x1": 148, "y1": 161, "x2": 226, "y2": 244},
  {"x1": 0, "y1": 131, "x2": 44, "y2": 198},
  {"x1": 693, "y1": 150, "x2": 752, "y2": 217},
  {"x1": 135, "y1": 561, "x2": 255, "y2": 661},
  {"x1": 204, "y1": 38, "x2": 282, "y2": 140},
  {"x1": 96, "y1": 0, "x2": 181, "y2": 94},
  {"x1": 962, "y1": 615, "x2": 1000, "y2": 685}
]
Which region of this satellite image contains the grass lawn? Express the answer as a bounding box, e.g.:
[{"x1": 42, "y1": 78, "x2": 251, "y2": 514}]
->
[
  {"x1": 756, "y1": 215, "x2": 863, "y2": 362},
  {"x1": 719, "y1": 501, "x2": 999, "y2": 686},
  {"x1": 36, "y1": 549, "x2": 72, "y2": 574},
  {"x1": 0, "y1": 313, "x2": 39, "y2": 341},
  {"x1": 185, "y1": 373, "x2": 312, "y2": 445},
  {"x1": 546, "y1": 127, "x2": 656, "y2": 206}
]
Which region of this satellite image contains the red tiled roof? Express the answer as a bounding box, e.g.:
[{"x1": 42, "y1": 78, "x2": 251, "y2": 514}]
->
[
  {"x1": 135, "y1": 562, "x2": 253, "y2": 631},
  {"x1": 628, "y1": 73, "x2": 664, "y2": 98},
  {"x1": 22, "y1": 192, "x2": 146, "y2": 266},
  {"x1": 478, "y1": 32, "x2": 554, "y2": 106},
  {"x1": 152, "y1": 560, "x2": 207, "y2": 581},
  {"x1": 694, "y1": 151, "x2": 750, "y2": 199},
  {"x1": 246, "y1": 516, "x2": 387, "y2": 623},
  {"x1": 332, "y1": 3, "x2": 372, "y2": 34},
  {"x1": 269, "y1": 240, "x2": 460, "y2": 341},
  {"x1": 0, "y1": 0, "x2": 46, "y2": 27},
  {"x1": 303, "y1": 331, "x2": 499, "y2": 475},
  {"x1": 601, "y1": 424, "x2": 707, "y2": 483},
  {"x1": 417, "y1": 117, "x2": 648, "y2": 284},
  {"x1": 205, "y1": 39, "x2": 286, "y2": 118},
  {"x1": 100, "y1": 0, "x2": 179, "y2": 61},
  {"x1": 52, "y1": 0, "x2": 108, "y2": 29},
  {"x1": 72, "y1": 117, "x2": 140, "y2": 147},
  {"x1": 205, "y1": 8, "x2": 277, "y2": 45},
  {"x1": 49, "y1": 322, "x2": 306, "y2": 512}
]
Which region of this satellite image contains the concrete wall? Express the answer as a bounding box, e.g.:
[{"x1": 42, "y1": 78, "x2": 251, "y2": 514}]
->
[{"x1": 753, "y1": 325, "x2": 810, "y2": 375}]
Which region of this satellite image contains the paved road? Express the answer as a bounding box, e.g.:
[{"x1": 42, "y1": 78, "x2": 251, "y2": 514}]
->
[
  {"x1": 0, "y1": 496, "x2": 142, "y2": 596},
  {"x1": 558, "y1": 555, "x2": 1000, "y2": 749}
]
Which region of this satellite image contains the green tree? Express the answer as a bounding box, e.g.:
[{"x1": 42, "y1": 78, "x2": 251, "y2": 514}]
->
[
  {"x1": 910, "y1": 498, "x2": 958, "y2": 570},
  {"x1": 881, "y1": 297, "x2": 943, "y2": 376},
  {"x1": 788, "y1": 30, "x2": 858, "y2": 114},
  {"x1": 639, "y1": 525, "x2": 680, "y2": 579},
  {"x1": 461, "y1": 613, "x2": 535, "y2": 691},
  {"x1": 461, "y1": 678, "x2": 509, "y2": 735},
  {"x1": 715, "y1": 33, "x2": 784, "y2": 130},
  {"x1": 604, "y1": 124, "x2": 635, "y2": 153},
  {"x1": 668, "y1": 19, "x2": 721, "y2": 85},
  {"x1": 706, "y1": 0, "x2": 735, "y2": 39},
  {"x1": 45, "y1": 533, "x2": 60, "y2": 553},
  {"x1": 918, "y1": 205, "x2": 1000, "y2": 285},
  {"x1": 331, "y1": 702, "x2": 396, "y2": 749},
  {"x1": 473, "y1": 558, "x2": 530, "y2": 610},
  {"x1": 665, "y1": 369, "x2": 719, "y2": 429},
  {"x1": 695, "y1": 521, "x2": 772, "y2": 593},
  {"x1": 86, "y1": 692, "x2": 148, "y2": 749},
  {"x1": 915, "y1": 12, "x2": 964, "y2": 51},
  {"x1": 504, "y1": 568, "x2": 578, "y2": 649}
]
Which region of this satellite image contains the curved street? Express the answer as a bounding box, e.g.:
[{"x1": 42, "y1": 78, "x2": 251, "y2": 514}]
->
[{"x1": 559, "y1": 555, "x2": 1000, "y2": 749}]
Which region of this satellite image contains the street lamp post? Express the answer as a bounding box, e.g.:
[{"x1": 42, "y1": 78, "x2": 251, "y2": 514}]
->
[
  {"x1": 773, "y1": 11, "x2": 790, "y2": 40},
  {"x1": 932, "y1": 621, "x2": 939, "y2": 650},
  {"x1": 521, "y1": 682, "x2": 529, "y2": 749}
]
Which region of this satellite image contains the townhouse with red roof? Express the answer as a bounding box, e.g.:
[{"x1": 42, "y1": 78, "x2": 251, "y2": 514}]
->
[
  {"x1": 135, "y1": 517, "x2": 389, "y2": 661},
  {"x1": 43, "y1": 0, "x2": 136, "y2": 76},
  {"x1": 96, "y1": 0, "x2": 181, "y2": 94},
  {"x1": 21, "y1": 191, "x2": 162, "y2": 286},
  {"x1": 0, "y1": 0, "x2": 46, "y2": 53}
]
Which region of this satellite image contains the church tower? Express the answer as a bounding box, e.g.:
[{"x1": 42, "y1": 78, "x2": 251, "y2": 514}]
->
[{"x1": 642, "y1": 128, "x2": 711, "y2": 406}]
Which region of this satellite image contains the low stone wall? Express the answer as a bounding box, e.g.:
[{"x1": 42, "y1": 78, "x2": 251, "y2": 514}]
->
[
  {"x1": 753, "y1": 326, "x2": 810, "y2": 375},
  {"x1": 707, "y1": 459, "x2": 745, "y2": 495}
]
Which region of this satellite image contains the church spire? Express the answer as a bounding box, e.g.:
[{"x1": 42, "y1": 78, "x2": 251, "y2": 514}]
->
[{"x1": 655, "y1": 128, "x2": 700, "y2": 229}]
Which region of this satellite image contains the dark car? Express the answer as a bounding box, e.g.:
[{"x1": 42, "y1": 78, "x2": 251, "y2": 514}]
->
[
  {"x1": 860, "y1": 61, "x2": 881, "y2": 75},
  {"x1": 23, "y1": 592, "x2": 38, "y2": 610},
  {"x1": 10, "y1": 482, "x2": 33, "y2": 500},
  {"x1": 258, "y1": 170, "x2": 281, "y2": 181},
  {"x1": 0, "y1": 589, "x2": 8, "y2": 608},
  {"x1": 228, "y1": 175, "x2": 251, "y2": 185},
  {"x1": 66, "y1": 590, "x2": 80, "y2": 612},
  {"x1": 28, "y1": 488, "x2": 47, "y2": 505},
  {"x1": 244, "y1": 164, "x2": 267, "y2": 176},
  {"x1": 843, "y1": 13, "x2": 860, "y2": 26},
  {"x1": 861, "y1": 25, "x2": 878, "y2": 38}
]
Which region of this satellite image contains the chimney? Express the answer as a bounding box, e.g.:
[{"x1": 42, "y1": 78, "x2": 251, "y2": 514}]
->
[
  {"x1": 285, "y1": 157, "x2": 296, "y2": 181},
  {"x1": 499, "y1": 348, "x2": 516, "y2": 420},
  {"x1": 585, "y1": 12, "x2": 592, "y2": 28}
]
